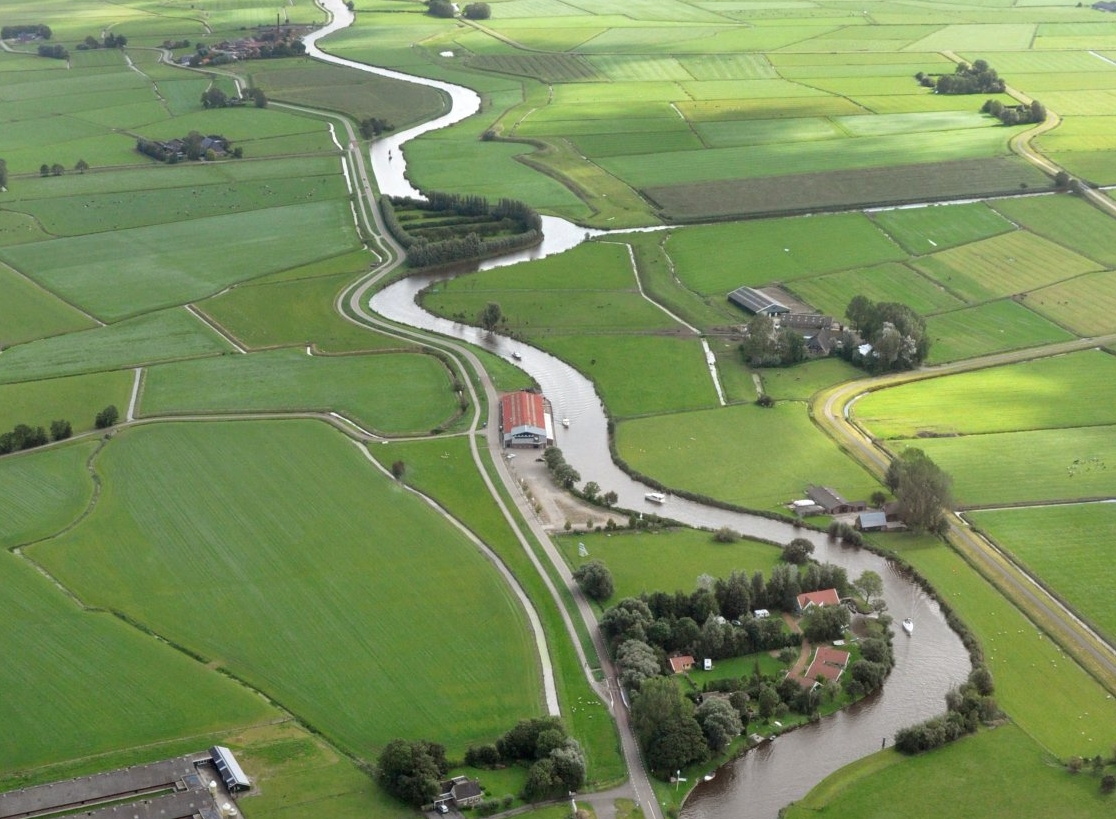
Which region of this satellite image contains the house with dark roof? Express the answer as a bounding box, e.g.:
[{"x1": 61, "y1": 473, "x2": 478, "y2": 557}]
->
[
  {"x1": 728, "y1": 286, "x2": 790, "y2": 316},
  {"x1": 796, "y1": 588, "x2": 841, "y2": 612},
  {"x1": 806, "y1": 485, "x2": 866, "y2": 515},
  {"x1": 434, "y1": 776, "x2": 484, "y2": 810},
  {"x1": 857, "y1": 511, "x2": 888, "y2": 532}
]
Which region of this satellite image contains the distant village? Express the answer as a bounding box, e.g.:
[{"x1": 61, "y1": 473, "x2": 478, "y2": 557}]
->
[{"x1": 180, "y1": 24, "x2": 310, "y2": 67}]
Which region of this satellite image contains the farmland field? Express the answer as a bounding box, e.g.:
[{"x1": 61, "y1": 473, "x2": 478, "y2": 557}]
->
[
  {"x1": 867, "y1": 201, "x2": 1015, "y2": 255},
  {"x1": 0, "y1": 442, "x2": 96, "y2": 550},
  {"x1": 970, "y1": 504, "x2": 1116, "y2": 643},
  {"x1": 923, "y1": 299, "x2": 1075, "y2": 363},
  {"x1": 140, "y1": 348, "x2": 459, "y2": 434},
  {"x1": 616, "y1": 403, "x2": 878, "y2": 511},
  {"x1": 0, "y1": 370, "x2": 133, "y2": 435},
  {"x1": 0, "y1": 262, "x2": 95, "y2": 348},
  {"x1": 853, "y1": 350, "x2": 1116, "y2": 437},
  {"x1": 1028, "y1": 269, "x2": 1116, "y2": 336},
  {"x1": 29, "y1": 421, "x2": 543, "y2": 758},
  {"x1": 788, "y1": 262, "x2": 964, "y2": 318}
]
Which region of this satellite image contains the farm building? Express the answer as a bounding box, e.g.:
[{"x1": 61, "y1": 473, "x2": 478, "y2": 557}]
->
[
  {"x1": 857, "y1": 511, "x2": 888, "y2": 532},
  {"x1": 796, "y1": 588, "x2": 841, "y2": 612},
  {"x1": 806, "y1": 485, "x2": 866, "y2": 515},
  {"x1": 728, "y1": 286, "x2": 790, "y2": 316},
  {"x1": 669, "y1": 654, "x2": 695, "y2": 674},
  {"x1": 209, "y1": 745, "x2": 250, "y2": 792},
  {"x1": 500, "y1": 390, "x2": 555, "y2": 448},
  {"x1": 780, "y1": 313, "x2": 832, "y2": 332}
]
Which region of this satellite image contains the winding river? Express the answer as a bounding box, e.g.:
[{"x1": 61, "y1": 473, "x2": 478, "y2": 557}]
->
[{"x1": 306, "y1": 4, "x2": 971, "y2": 816}]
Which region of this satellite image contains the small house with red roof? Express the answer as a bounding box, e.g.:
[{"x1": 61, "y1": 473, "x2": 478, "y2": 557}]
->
[
  {"x1": 668, "y1": 655, "x2": 695, "y2": 674},
  {"x1": 795, "y1": 588, "x2": 841, "y2": 612},
  {"x1": 796, "y1": 645, "x2": 850, "y2": 689}
]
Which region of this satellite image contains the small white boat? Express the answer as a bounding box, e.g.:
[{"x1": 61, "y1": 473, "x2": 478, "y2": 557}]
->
[
  {"x1": 561, "y1": 418, "x2": 570, "y2": 428},
  {"x1": 645, "y1": 492, "x2": 666, "y2": 504},
  {"x1": 902, "y1": 617, "x2": 914, "y2": 635},
  {"x1": 703, "y1": 773, "x2": 715, "y2": 782},
  {"x1": 511, "y1": 351, "x2": 522, "y2": 361}
]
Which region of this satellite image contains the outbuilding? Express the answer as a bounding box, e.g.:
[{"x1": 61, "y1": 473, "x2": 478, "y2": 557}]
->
[
  {"x1": 209, "y1": 746, "x2": 250, "y2": 792},
  {"x1": 728, "y1": 286, "x2": 790, "y2": 316},
  {"x1": 500, "y1": 390, "x2": 554, "y2": 448}
]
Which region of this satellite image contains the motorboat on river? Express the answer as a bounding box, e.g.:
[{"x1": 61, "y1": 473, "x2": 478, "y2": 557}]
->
[
  {"x1": 645, "y1": 492, "x2": 666, "y2": 504},
  {"x1": 902, "y1": 617, "x2": 914, "y2": 635}
]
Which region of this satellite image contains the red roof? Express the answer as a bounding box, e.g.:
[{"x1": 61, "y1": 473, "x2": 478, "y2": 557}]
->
[
  {"x1": 669, "y1": 655, "x2": 694, "y2": 674},
  {"x1": 798, "y1": 645, "x2": 850, "y2": 687},
  {"x1": 501, "y1": 391, "x2": 546, "y2": 431},
  {"x1": 796, "y1": 588, "x2": 841, "y2": 610}
]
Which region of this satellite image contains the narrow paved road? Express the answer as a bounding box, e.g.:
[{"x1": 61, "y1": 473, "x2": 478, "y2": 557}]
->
[{"x1": 812, "y1": 337, "x2": 1116, "y2": 694}]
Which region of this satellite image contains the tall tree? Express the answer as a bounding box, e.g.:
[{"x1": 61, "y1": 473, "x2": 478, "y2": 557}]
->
[
  {"x1": 0, "y1": 158, "x2": 7, "y2": 189},
  {"x1": 885, "y1": 448, "x2": 953, "y2": 534},
  {"x1": 573, "y1": 559, "x2": 614, "y2": 601},
  {"x1": 479, "y1": 301, "x2": 502, "y2": 331},
  {"x1": 74, "y1": 158, "x2": 89, "y2": 174},
  {"x1": 375, "y1": 739, "x2": 448, "y2": 806}
]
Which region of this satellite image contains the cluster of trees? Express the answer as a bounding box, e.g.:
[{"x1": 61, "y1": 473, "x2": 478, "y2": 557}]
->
[
  {"x1": 917, "y1": 60, "x2": 1005, "y2": 95},
  {"x1": 95, "y1": 405, "x2": 119, "y2": 428},
  {"x1": 884, "y1": 448, "x2": 953, "y2": 534},
  {"x1": 842, "y1": 296, "x2": 929, "y2": 372},
  {"x1": 382, "y1": 193, "x2": 542, "y2": 269},
  {"x1": 1066, "y1": 750, "x2": 1116, "y2": 794},
  {"x1": 359, "y1": 117, "x2": 393, "y2": 138},
  {"x1": 981, "y1": 97, "x2": 1046, "y2": 125},
  {"x1": 464, "y1": 717, "x2": 586, "y2": 801},
  {"x1": 739, "y1": 314, "x2": 806, "y2": 368},
  {"x1": 76, "y1": 33, "x2": 127, "y2": 49},
  {"x1": 0, "y1": 420, "x2": 70, "y2": 456},
  {"x1": 161, "y1": 39, "x2": 190, "y2": 50},
  {"x1": 375, "y1": 739, "x2": 448, "y2": 806},
  {"x1": 630, "y1": 676, "x2": 720, "y2": 774},
  {"x1": 37, "y1": 44, "x2": 69, "y2": 60},
  {"x1": 244, "y1": 87, "x2": 268, "y2": 108},
  {"x1": 426, "y1": 0, "x2": 457, "y2": 17},
  {"x1": 542, "y1": 446, "x2": 580, "y2": 490},
  {"x1": 39, "y1": 163, "x2": 66, "y2": 177},
  {"x1": 573, "y1": 559, "x2": 614, "y2": 601},
  {"x1": 2, "y1": 25, "x2": 52, "y2": 40},
  {"x1": 464, "y1": 2, "x2": 492, "y2": 18},
  {"x1": 136, "y1": 132, "x2": 239, "y2": 163},
  {"x1": 894, "y1": 667, "x2": 998, "y2": 753}
]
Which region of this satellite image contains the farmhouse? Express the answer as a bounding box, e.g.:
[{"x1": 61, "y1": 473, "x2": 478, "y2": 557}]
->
[
  {"x1": 500, "y1": 390, "x2": 555, "y2": 448},
  {"x1": 796, "y1": 645, "x2": 851, "y2": 688},
  {"x1": 728, "y1": 286, "x2": 789, "y2": 316},
  {"x1": 806, "y1": 485, "x2": 866, "y2": 515},
  {"x1": 796, "y1": 588, "x2": 841, "y2": 612},
  {"x1": 669, "y1": 654, "x2": 695, "y2": 674},
  {"x1": 434, "y1": 776, "x2": 484, "y2": 810}
]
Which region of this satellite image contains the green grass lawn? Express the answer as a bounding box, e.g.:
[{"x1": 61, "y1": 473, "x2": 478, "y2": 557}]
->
[
  {"x1": 885, "y1": 533, "x2": 1116, "y2": 756},
  {"x1": 0, "y1": 369, "x2": 133, "y2": 436},
  {"x1": 140, "y1": 348, "x2": 459, "y2": 435},
  {"x1": 990, "y1": 194, "x2": 1116, "y2": 268},
  {"x1": 756, "y1": 357, "x2": 864, "y2": 402},
  {"x1": 617, "y1": 403, "x2": 879, "y2": 512},
  {"x1": 29, "y1": 421, "x2": 544, "y2": 759},
  {"x1": 784, "y1": 724, "x2": 1110, "y2": 819},
  {"x1": 854, "y1": 350, "x2": 1116, "y2": 437},
  {"x1": 788, "y1": 262, "x2": 964, "y2": 319},
  {"x1": 868, "y1": 201, "x2": 1016, "y2": 255},
  {"x1": 970, "y1": 504, "x2": 1116, "y2": 645},
  {"x1": 0, "y1": 308, "x2": 231, "y2": 385},
  {"x1": 557, "y1": 528, "x2": 781, "y2": 603},
  {"x1": 1028, "y1": 269, "x2": 1116, "y2": 337}
]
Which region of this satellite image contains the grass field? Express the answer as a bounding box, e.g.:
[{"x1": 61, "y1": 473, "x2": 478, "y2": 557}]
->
[
  {"x1": 784, "y1": 724, "x2": 1109, "y2": 819},
  {"x1": 0, "y1": 442, "x2": 96, "y2": 550},
  {"x1": 853, "y1": 350, "x2": 1116, "y2": 437},
  {"x1": 991, "y1": 193, "x2": 1116, "y2": 267},
  {"x1": 0, "y1": 545, "x2": 274, "y2": 772},
  {"x1": 29, "y1": 421, "x2": 544, "y2": 758},
  {"x1": 557, "y1": 528, "x2": 782, "y2": 602},
  {"x1": 868, "y1": 201, "x2": 1016, "y2": 255},
  {"x1": 141, "y1": 348, "x2": 459, "y2": 434},
  {"x1": 923, "y1": 299, "x2": 1076, "y2": 363},
  {"x1": 0, "y1": 370, "x2": 134, "y2": 436},
  {"x1": 1028, "y1": 269, "x2": 1116, "y2": 336},
  {"x1": 970, "y1": 504, "x2": 1116, "y2": 644},
  {"x1": 0, "y1": 262, "x2": 96, "y2": 348},
  {"x1": 788, "y1": 262, "x2": 964, "y2": 319},
  {"x1": 617, "y1": 403, "x2": 878, "y2": 512}
]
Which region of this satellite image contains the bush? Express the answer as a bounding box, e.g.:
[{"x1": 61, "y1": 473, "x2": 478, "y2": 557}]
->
[{"x1": 95, "y1": 405, "x2": 119, "y2": 429}]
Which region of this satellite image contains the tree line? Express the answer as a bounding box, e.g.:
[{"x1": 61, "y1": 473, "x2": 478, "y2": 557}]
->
[
  {"x1": 76, "y1": 33, "x2": 127, "y2": 50},
  {"x1": 0, "y1": 405, "x2": 117, "y2": 457},
  {"x1": 916, "y1": 59, "x2": 1005, "y2": 95},
  {"x1": 426, "y1": 0, "x2": 491, "y2": 18},
  {"x1": 2, "y1": 25, "x2": 52, "y2": 40},
  {"x1": 981, "y1": 97, "x2": 1046, "y2": 125}
]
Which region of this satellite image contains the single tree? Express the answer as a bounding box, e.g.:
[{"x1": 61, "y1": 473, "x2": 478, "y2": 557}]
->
[
  {"x1": 885, "y1": 448, "x2": 953, "y2": 534},
  {"x1": 0, "y1": 158, "x2": 7, "y2": 189},
  {"x1": 781, "y1": 537, "x2": 814, "y2": 565},
  {"x1": 390, "y1": 460, "x2": 405, "y2": 479},
  {"x1": 853, "y1": 569, "x2": 884, "y2": 608},
  {"x1": 479, "y1": 301, "x2": 502, "y2": 331},
  {"x1": 573, "y1": 559, "x2": 614, "y2": 601},
  {"x1": 74, "y1": 158, "x2": 89, "y2": 174},
  {"x1": 463, "y1": 2, "x2": 492, "y2": 18},
  {"x1": 695, "y1": 697, "x2": 743, "y2": 753},
  {"x1": 40, "y1": 164, "x2": 50, "y2": 177}
]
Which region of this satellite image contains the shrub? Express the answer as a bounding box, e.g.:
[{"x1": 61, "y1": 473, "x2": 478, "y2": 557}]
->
[{"x1": 95, "y1": 405, "x2": 119, "y2": 429}]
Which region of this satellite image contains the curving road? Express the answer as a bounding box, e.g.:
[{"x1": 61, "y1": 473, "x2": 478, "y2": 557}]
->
[{"x1": 813, "y1": 338, "x2": 1116, "y2": 694}]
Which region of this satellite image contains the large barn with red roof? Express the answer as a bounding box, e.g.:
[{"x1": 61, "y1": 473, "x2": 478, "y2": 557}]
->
[{"x1": 500, "y1": 390, "x2": 554, "y2": 448}]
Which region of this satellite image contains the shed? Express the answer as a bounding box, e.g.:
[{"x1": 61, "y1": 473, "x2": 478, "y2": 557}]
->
[
  {"x1": 806, "y1": 485, "x2": 866, "y2": 515},
  {"x1": 209, "y1": 746, "x2": 250, "y2": 792},
  {"x1": 857, "y1": 511, "x2": 887, "y2": 532}
]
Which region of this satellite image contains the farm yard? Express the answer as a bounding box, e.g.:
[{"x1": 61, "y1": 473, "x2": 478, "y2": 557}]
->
[{"x1": 4, "y1": 0, "x2": 1116, "y2": 815}]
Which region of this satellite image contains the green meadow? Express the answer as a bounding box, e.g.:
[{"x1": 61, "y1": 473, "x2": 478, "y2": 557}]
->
[
  {"x1": 971, "y1": 504, "x2": 1116, "y2": 643},
  {"x1": 886, "y1": 534, "x2": 1116, "y2": 755},
  {"x1": 617, "y1": 403, "x2": 878, "y2": 512},
  {"x1": 784, "y1": 724, "x2": 1108, "y2": 819},
  {"x1": 141, "y1": 348, "x2": 459, "y2": 434},
  {"x1": 867, "y1": 201, "x2": 1015, "y2": 255},
  {"x1": 0, "y1": 370, "x2": 133, "y2": 435},
  {"x1": 558, "y1": 529, "x2": 782, "y2": 602},
  {"x1": 0, "y1": 263, "x2": 95, "y2": 348},
  {"x1": 30, "y1": 421, "x2": 543, "y2": 758},
  {"x1": 923, "y1": 299, "x2": 1075, "y2": 363},
  {"x1": 854, "y1": 350, "x2": 1116, "y2": 437},
  {"x1": 1029, "y1": 269, "x2": 1116, "y2": 336},
  {"x1": 0, "y1": 442, "x2": 96, "y2": 550}
]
